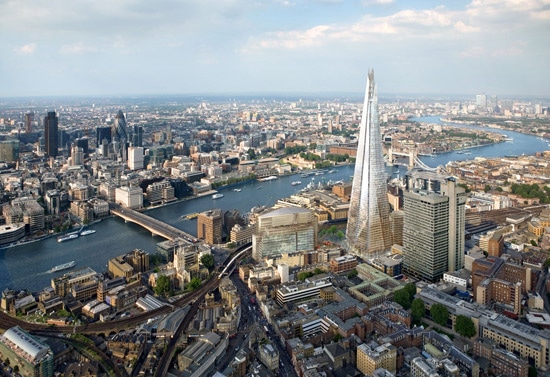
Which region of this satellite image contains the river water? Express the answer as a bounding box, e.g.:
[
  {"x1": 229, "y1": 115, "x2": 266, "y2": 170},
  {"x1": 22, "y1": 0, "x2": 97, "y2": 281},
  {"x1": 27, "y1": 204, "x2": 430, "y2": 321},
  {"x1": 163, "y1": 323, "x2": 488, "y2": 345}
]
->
[{"x1": 2, "y1": 115, "x2": 548, "y2": 292}]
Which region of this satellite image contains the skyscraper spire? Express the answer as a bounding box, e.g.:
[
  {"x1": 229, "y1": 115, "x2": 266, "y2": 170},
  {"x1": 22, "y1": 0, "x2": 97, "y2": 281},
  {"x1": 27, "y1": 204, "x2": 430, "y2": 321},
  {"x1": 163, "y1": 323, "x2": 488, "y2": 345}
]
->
[{"x1": 346, "y1": 70, "x2": 392, "y2": 257}]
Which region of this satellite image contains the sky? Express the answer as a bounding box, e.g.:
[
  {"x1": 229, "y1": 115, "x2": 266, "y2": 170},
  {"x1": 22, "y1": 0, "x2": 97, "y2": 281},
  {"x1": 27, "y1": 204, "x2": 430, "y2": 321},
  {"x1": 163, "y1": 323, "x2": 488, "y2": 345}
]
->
[{"x1": 1, "y1": 0, "x2": 549, "y2": 98}]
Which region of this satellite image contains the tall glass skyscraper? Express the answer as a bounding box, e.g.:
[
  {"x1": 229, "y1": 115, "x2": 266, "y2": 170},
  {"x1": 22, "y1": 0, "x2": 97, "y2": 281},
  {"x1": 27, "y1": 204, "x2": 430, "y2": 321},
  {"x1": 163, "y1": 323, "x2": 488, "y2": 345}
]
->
[
  {"x1": 112, "y1": 110, "x2": 128, "y2": 142},
  {"x1": 346, "y1": 71, "x2": 392, "y2": 257},
  {"x1": 44, "y1": 111, "x2": 58, "y2": 157}
]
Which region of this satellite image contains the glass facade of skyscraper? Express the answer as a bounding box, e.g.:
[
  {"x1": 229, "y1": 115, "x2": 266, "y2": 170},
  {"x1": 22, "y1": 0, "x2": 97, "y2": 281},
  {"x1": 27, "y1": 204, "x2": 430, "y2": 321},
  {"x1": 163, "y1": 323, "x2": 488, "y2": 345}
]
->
[{"x1": 346, "y1": 70, "x2": 392, "y2": 257}]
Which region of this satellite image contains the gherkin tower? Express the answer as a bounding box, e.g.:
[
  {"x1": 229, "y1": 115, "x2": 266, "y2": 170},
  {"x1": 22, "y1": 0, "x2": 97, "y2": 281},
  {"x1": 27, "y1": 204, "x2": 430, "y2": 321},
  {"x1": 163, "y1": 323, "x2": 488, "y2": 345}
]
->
[{"x1": 346, "y1": 70, "x2": 392, "y2": 257}]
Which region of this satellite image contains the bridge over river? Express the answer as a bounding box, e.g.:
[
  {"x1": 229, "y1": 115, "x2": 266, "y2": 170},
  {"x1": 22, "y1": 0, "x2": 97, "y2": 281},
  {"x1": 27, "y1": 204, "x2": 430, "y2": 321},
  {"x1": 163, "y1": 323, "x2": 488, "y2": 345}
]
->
[{"x1": 111, "y1": 206, "x2": 198, "y2": 243}]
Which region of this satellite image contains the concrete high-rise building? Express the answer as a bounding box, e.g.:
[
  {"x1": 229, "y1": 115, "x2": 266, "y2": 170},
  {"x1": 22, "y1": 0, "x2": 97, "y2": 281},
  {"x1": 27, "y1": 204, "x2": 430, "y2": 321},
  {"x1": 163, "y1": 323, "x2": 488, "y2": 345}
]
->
[
  {"x1": 346, "y1": 70, "x2": 392, "y2": 257},
  {"x1": 252, "y1": 207, "x2": 317, "y2": 262},
  {"x1": 0, "y1": 140, "x2": 20, "y2": 162},
  {"x1": 24, "y1": 111, "x2": 34, "y2": 134},
  {"x1": 44, "y1": 111, "x2": 58, "y2": 157},
  {"x1": 198, "y1": 209, "x2": 223, "y2": 244},
  {"x1": 403, "y1": 169, "x2": 466, "y2": 282},
  {"x1": 128, "y1": 146, "x2": 144, "y2": 170},
  {"x1": 71, "y1": 143, "x2": 84, "y2": 166}
]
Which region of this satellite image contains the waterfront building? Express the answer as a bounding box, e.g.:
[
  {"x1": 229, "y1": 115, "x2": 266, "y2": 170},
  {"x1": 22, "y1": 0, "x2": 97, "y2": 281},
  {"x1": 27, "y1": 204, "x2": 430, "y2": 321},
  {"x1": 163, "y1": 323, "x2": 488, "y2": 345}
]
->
[
  {"x1": 0, "y1": 326, "x2": 54, "y2": 377},
  {"x1": 356, "y1": 342, "x2": 397, "y2": 376},
  {"x1": 9, "y1": 197, "x2": 45, "y2": 234},
  {"x1": 252, "y1": 207, "x2": 317, "y2": 262},
  {"x1": 51, "y1": 267, "x2": 99, "y2": 299},
  {"x1": 115, "y1": 186, "x2": 143, "y2": 209},
  {"x1": 43, "y1": 111, "x2": 58, "y2": 158},
  {"x1": 145, "y1": 180, "x2": 175, "y2": 205},
  {"x1": 197, "y1": 209, "x2": 223, "y2": 244},
  {"x1": 109, "y1": 249, "x2": 149, "y2": 279},
  {"x1": 0, "y1": 223, "x2": 26, "y2": 246},
  {"x1": 403, "y1": 170, "x2": 466, "y2": 282},
  {"x1": 346, "y1": 71, "x2": 392, "y2": 257}
]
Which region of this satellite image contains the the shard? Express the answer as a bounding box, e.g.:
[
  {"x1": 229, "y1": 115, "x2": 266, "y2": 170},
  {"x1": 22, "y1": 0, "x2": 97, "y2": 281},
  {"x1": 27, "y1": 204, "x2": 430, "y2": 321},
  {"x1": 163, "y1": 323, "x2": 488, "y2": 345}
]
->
[{"x1": 346, "y1": 70, "x2": 392, "y2": 257}]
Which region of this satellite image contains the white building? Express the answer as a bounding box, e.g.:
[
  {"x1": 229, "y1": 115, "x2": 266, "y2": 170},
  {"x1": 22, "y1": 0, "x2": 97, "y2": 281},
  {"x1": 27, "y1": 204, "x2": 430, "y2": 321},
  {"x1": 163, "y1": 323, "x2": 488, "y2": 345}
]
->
[
  {"x1": 115, "y1": 186, "x2": 143, "y2": 209},
  {"x1": 128, "y1": 146, "x2": 144, "y2": 170}
]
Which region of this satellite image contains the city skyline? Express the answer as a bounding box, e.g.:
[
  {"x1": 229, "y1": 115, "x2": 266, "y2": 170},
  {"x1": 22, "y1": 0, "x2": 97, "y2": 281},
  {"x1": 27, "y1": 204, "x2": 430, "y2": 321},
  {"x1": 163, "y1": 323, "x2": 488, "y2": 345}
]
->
[{"x1": 1, "y1": 0, "x2": 549, "y2": 98}]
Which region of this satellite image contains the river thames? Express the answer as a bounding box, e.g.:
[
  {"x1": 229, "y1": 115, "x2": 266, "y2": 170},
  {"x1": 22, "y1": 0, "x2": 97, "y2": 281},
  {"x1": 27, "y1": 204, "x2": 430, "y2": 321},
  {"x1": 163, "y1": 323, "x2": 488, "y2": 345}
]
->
[{"x1": 1, "y1": 115, "x2": 549, "y2": 292}]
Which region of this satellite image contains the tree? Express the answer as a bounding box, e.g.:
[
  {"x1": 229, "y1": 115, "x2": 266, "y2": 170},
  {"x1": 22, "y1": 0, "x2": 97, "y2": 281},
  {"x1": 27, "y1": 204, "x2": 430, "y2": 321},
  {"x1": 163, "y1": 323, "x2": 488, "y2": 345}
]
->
[
  {"x1": 430, "y1": 303, "x2": 449, "y2": 327},
  {"x1": 154, "y1": 275, "x2": 170, "y2": 296},
  {"x1": 347, "y1": 269, "x2": 358, "y2": 279},
  {"x1": 411, "y1": 298, "x2": 425, "y2": 322},
  {"x1": 201, "y1": 254, "x2": 215, "y2": 270},
  {"x1": 404, "y1": 283, "x2": 417, "y2": 298},
  {"x1": 393, "y1": 288, "x2": 412, "y2": 310},
  {"x1": 454, "y1": 315, "x2": 476, "y2": 338},
  {"x1": 186, "y1": 277, "x2": 201, "y2": 291},
  {"x1": 484, "y1": 184, "x2": 491, "y2": 193}
]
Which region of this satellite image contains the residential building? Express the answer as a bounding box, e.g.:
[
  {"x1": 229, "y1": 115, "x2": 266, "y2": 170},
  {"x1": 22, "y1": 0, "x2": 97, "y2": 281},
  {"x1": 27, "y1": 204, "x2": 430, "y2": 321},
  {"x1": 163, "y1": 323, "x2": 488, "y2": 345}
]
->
[
  {"x1": 197, "y1": 209, "x2": 223, "y2": 244},
  {"x1": 356, "y1": 342, "x2": 397, "y2": 376}
]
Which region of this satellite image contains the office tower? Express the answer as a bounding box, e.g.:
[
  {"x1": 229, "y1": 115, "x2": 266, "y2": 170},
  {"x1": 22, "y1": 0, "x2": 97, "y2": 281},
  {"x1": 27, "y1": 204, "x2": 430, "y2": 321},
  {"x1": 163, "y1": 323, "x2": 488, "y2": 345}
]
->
[
  {"x1": 131, "y1": 125, "x2": 143, "y2": 147},
  {"x1": 44, "y1": 111, "x2": 58, "y2": 157},
  {"x1": 402, "y1": 169, "x2": 466, "y2": 282},
  {"x1": 476, "y1": 94, "x2": 487, "y2": 109},
  {"x1": 128, "y1": 146, "x2": 144, "y2": 170},
  {"x1": 71, "y1": 143, "x2": 84, "y2": 166},
  {"x1": 197, "y1": 209, "x2": 223, "y2": 244},
  {"x1": 346, "y1": 70, "x2": 392, "y2": 257},
  {"x1": 75, "y1": 137, "x2": 89, "y2": 155},
  {"x1": 252, "y1": 207, "x2": 317, "y2": 262},
  {"x1": 96, "y1": 126, "x2": 112, "y2": 148},
  {"x1": 112, "y1": 110, "x2": 128, "y2": 141},
  {"x1": 24, "y1": 112, "x2": 34, "y2": 133}
]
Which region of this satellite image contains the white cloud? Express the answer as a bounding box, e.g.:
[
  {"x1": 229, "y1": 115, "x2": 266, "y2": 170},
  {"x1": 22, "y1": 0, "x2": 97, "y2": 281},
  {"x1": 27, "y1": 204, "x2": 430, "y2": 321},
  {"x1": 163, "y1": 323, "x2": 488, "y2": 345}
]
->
[
  {"x1": 454, "y1": 20, "x2": 480, "y2": 33},
  {"x1": 60, "y1": 42, "x2": 97, "y2": 55},
  {"x1": 362, "y1": 0, "x2": 394, "y2": 4},
  {"x1": 13, "y1": 42, "x2": 36, "y2": 55}
]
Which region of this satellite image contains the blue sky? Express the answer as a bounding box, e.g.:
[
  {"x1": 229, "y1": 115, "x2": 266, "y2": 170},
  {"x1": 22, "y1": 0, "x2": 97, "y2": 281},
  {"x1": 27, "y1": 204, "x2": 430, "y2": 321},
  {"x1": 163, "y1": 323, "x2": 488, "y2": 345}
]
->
[{"x1": 1, "y1": 0, "x2": 549, "y2": 97}]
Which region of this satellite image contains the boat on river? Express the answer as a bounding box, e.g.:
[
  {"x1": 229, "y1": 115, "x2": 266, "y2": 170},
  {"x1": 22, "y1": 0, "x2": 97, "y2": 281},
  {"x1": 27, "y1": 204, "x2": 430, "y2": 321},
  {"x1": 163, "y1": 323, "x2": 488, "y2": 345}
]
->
[
  {"x1": 80, "y1": 229, "x2": 96, "y2": 236},
  {"x1": 50, "y1": 261, "x2": 76, "y2": 273},
  {"x1": 291, "y1": 181, "x2": 302, "y2": 186},
  {"x1": 57, "y1": 233, "x2": 79, "y2": 243},
  {"x1": 212, "y1": 193, "x2": 224, "y2": 199}
]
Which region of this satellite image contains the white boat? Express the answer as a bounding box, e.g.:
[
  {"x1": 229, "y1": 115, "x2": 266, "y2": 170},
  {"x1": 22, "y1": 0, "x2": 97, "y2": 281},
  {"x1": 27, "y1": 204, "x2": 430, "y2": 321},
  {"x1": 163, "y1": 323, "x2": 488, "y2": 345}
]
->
[
  {"x1": 259, "y1": 176, "x2": 278, "y2": 182},
  {"x1": 50, "y1": 261, "x2": 76, "y2": 273},
  {"x1": 80, "y1": 229, "x2": 96, "y2": 236},
  {"x1": 57, "y1": 233, "x2": 79, "y2": 243},
  {"x1": 212, "y1": 193, "x2": 224, "y2": 199},
  {"x1": 291, "y1": 181, "x2": 302, "y2": 186},
  {"x1": 233, "y1": 188, "x2": 242, "y2": 192}
]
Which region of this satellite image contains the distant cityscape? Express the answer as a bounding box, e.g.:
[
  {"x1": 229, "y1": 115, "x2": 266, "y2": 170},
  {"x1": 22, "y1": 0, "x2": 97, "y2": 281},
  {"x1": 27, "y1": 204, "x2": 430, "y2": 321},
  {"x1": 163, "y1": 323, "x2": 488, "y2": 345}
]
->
[{"x1": 0, "y1": 79, "x2": 549, "y2": 377}]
